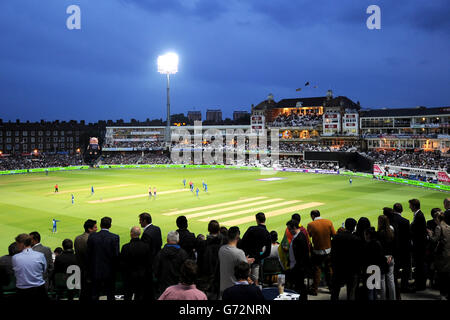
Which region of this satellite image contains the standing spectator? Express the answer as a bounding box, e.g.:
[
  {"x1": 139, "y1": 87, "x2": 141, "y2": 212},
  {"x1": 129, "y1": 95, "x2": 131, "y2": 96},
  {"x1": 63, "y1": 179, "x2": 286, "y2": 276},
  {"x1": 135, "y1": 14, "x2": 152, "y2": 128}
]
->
[
  {"x1": 176, "y1": 215, "x2": 197, "y2": 260},
  {"x1": 158, "y1": 260, "x2": 207, "y2": 300},
  {"x1": 140, "y1": 212, "x2": 163, "y2": 258},
  {"x1": 54, "y1": 239, "x2": 77, "y2": 274},
  {"x1": 222, "y1": 262, "x2": 265, "y2": 301},
  {"x1": 87, "y1": 216, "x2": 120, "y2": 300},
  {"x1": 196, "y1": 220, "x2": 223, "y2": 300},
  {"x1": 218, "y1": 227, "x2": 254, "y2": 298},
  {"x1": 355, "y1": 217, "x2": 371, "y2": 242},
  {"x1": 269, "y1": 231, "x2": 280, "y2": 258},
  {"x1": 377, "y1": 215, "x2": 396, "y2": 300},
  {"x1": 330, "y1": 218, "x2": 361, "y2": 300},
  {"x1": 53, "y1": 248, "x2": 63, "y2": 262},
  {"x1": 278, "y1": 213, "x2": 309, "y2": 271},
  {"x1": 362, "y1": 227, "x2": 388, "y2": 300},
  {"x1": 120, "y1": 226, "x2": 151, "y2": 301},
  {"x1": 139, "y1": 212, "x2": 162, "y2": 300},
  {"x1": 74, "y1": 219, "x2": 97, "y2": 301},
  {"x1": 409, "y1": 199, "x2": 427, "y2": 291},
  {"x1": 153, "y1": 231, "x2": 189, "y2": 297},
  {"x1": 286, "y1": 219, "x2": 310, "y2": 301},
  {"x1": 426, "y1": 208, "x2": 442, "y2": 289},
  {"x1": 12, "y1": 234, "x2": 48, "y2": 300},
  {"x1": 53, "y1": 239, "x2": 78, "y2": 300},
  {"x1": 307, "y1": 210, "x2": 336, "y2": 295},
  {"x1": 219, "y1": 227, "x2": 229, "y2": 245},
  {"x1": 428, "y1": 211, "x2": 450, "y2": 300},
  {"x1": 391, "y1": 203, "x2": 412, "y2": 296},
  {"x1": 0, "y1": 243, "x2": 20, "y2": 293},
  {"x1": 239, "y1": 212, "x2": 272, "y2": 284},
  {"x1": 29, "y1": 231, "x2": 54, "y2": 290}
]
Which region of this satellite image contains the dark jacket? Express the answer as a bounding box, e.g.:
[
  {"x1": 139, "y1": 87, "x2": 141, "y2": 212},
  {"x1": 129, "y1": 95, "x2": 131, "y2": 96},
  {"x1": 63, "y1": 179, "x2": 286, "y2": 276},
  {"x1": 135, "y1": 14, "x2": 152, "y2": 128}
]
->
[
  {"x1": 291, "y1": 231, "x2": 310, "y2": 272},
  {"x1": 87, "y1": 229, "x2": 120, "y2": 280},
  {"x1": 153, "y1": 244, "x2": 188, "y2": 294},
  {"x1": 141, "y1": 224, "x2": 163, "y2": 261},
  {"x1": 362, "y1": 240, "x2": 388, "y2": 274},
  {"x1": 177, "y1": 228, "x2": 196, "y2": 259},
  {"x1": 222, "y1": 283, "x2": 265, "y2": 301},
  {"x1": 54, "y1": 249, "x2": 78, "y2": 274},
  {"x1": 390, "y1": 213, "x2": 411, "y2": 262},
  {"x1": 120, "y1": 238, "x2": 151, "y2": 282},
  {"x1": 411, "y1": 210, "x2": 428, "y2": 252},
  {"x1": 240, "y1": 224, "x2": 272, "y2": 263},
  {"x1": 196, "y1": 234, "x2": 223, "y2": 292},
  {"x1": 331, "y1": 230, "x2": 362, "y2": 276}
]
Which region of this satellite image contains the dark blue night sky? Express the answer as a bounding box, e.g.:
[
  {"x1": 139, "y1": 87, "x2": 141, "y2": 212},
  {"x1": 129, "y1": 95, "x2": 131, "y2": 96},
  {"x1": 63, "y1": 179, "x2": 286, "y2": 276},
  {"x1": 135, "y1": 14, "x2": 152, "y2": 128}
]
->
[{"x1": 0, "y1": 0, "x2": 449, "y2": 122}]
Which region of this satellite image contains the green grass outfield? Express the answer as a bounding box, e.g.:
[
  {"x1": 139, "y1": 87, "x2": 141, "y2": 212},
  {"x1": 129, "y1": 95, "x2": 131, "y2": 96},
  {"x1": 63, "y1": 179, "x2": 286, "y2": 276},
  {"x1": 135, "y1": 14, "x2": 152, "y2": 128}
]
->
[{"x1": 0, "y1": 167, "x2": 447, "y2": 255}]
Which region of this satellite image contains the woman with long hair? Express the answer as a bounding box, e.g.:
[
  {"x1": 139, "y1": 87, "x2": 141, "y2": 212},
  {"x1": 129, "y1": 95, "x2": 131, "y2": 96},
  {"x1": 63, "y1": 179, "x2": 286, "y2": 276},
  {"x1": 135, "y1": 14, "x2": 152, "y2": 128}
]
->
[{"x1": 377, "y1": 214, "x2": 396, "y2": 300}]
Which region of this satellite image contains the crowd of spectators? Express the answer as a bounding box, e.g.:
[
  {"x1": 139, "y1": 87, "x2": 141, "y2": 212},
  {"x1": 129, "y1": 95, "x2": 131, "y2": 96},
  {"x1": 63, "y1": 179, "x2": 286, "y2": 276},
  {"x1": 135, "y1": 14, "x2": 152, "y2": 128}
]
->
[
  {"x1": 271, "y1": 113, "x2": 323, "y2": 127},
  {"x1": 278, "y1": 142, "x2": 359, "y2": 153},
  {"x1": 103, "y1": 140, "x2": 164, "y2": 150},
  {"x1": 1, "y1": 198, "x2": 449, "y2": 301},
  {"x1": 0, "y1": 154, "x2": 85, "y2": 171},
  {"x1": 278, "y1": 158, "x2": 339, "y2": 171},
  {"x1": 99, "y1": 153, "x2": 171, "y2": 165},
  {"x1": 366, "y1": 150, "x2": 448, "y2": 171}
]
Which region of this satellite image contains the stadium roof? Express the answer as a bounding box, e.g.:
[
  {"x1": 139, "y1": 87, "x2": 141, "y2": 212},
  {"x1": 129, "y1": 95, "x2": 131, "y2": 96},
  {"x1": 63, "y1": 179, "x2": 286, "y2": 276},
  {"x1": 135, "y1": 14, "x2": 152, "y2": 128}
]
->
[
  {"x1": 360, "y1": 106, "x2": 450, "y2": 118},
  {"x1": 253, "y1": 95, "x2": 359, "y2": 110}
]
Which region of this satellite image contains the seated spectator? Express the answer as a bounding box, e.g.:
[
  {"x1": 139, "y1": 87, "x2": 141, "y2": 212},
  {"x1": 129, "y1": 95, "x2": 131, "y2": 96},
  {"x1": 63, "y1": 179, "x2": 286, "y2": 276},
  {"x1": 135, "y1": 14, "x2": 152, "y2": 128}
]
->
[
  {"x1": 158, "y1": 260, "x2": 207, "y2": 300},
  {"x1": 222, "y1": 262, "x2": 265, "y2": 301}
]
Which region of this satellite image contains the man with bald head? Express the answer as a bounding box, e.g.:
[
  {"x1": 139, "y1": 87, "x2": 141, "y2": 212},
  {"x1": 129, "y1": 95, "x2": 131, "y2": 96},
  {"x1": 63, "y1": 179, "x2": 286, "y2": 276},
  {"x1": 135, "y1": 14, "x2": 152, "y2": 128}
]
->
[{"x1": 120, "y1": 226, "x2": 151, "y2": 301}]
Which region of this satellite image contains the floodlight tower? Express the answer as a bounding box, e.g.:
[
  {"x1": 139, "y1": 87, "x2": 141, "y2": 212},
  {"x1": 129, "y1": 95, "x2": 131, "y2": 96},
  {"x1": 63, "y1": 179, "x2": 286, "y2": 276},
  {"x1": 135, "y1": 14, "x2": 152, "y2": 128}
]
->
[{"x1": 157, "y1": 52, "x2": 179, "y2": 145}]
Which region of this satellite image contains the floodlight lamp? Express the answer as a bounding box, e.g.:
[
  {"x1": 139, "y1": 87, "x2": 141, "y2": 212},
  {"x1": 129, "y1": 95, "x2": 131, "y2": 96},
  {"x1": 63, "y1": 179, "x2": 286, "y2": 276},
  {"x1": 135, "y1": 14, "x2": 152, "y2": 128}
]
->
[{"x1": 157, "y1": 52, "x2": 179, "y2": 74}]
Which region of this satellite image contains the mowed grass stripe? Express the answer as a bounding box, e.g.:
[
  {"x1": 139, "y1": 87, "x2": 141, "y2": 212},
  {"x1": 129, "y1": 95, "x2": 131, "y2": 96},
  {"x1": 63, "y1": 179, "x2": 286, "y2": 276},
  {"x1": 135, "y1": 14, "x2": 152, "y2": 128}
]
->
[
  {"x1": 221, "y1": 202, "x2": 324, "y2": 226},
  {"x1": 185, "y1": 198, "x2": 283, "y2": 219},
  {"x1": 163, "y1": 197, "x2": 267, "y2": 216},
  {"x1": 87, "y1": 189, "x2": 189, "y2": 203},
  {"x1": 48, "y1": 184, "x2": 136, "y2": 195},
  {"x1": 197, "y1": 200, "x2": 302, "y2": 222}
]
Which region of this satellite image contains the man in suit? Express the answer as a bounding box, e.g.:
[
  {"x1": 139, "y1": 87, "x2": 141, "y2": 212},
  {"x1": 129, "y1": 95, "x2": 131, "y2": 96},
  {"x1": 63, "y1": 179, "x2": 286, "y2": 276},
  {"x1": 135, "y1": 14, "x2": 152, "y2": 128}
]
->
[
  {"x1": 286, "y1": 219, "x2": 310, "y2": 301},
  {"x1": 74, "y1": 219, "x2": 97, "y2": 301},
  {"x1": 391, "y1": 203, "x2": 412, "y2": 296},
  {"x1": 330, "y1": 218, "x2": 361, "y2": 300},
  {"x1": 29, "y1": 231, "x2": 54, "y2": 290},
  {"x1": 139, "y1": 212, "x2": 162, "y2": 300},
  {"x1": 87, "y1": 216, "x2": 120, "y2": 300},
  {"x1": 409, "y1": 199, "x2": 427, "y2": 291},
  {"x1": 222, "y1": 262, "x2": 265, "y2": 301},
  {"x1": 120, "y1": 226, "x2": 151, "y2": 301}
]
